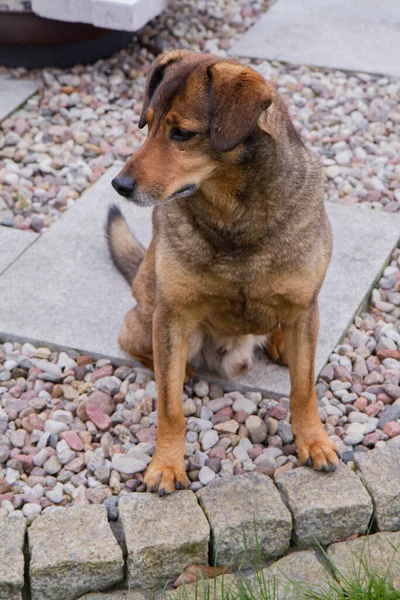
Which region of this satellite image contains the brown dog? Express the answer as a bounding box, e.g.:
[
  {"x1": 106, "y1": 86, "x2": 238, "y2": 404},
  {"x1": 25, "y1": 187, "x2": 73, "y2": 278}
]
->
[{"x1": 107, "y1": 49, "x2": 340, "y2": 495}]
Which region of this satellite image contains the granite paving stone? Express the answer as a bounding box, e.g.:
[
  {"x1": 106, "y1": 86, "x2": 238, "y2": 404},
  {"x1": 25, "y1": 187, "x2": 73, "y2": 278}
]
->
[
  {"x1": 166, "y1": 575, "x2": 240, "y2": 600},
  {"x1": 119, "y1": 491, "x2": 210, "y2": 589},
  {"x1": 77, "y1": 592, "x2": 147, "y2": 600},
  {"x1": 232, "y1": 0, "x2": 400, "y2": 77},
  {"x1": 354, "y1": 446, "x2": 400, "y2": 532},
  {"x1": 247, "y1": 550, "x2": 334, "y2": 599},
  {"x1": 28, "y1": 505, "x2": 124, "y2": 600},
  {"x1": 0, "y1": 76, "x2": 38, "y2": 122},
  {"x1": 0, "y1": 518, "x2": 26, "y2": 600},
  {"x1": 0, "y1": 165, "x2": 399, "y2": 396},
  {"x1": 275, "y1": 464, "x2": 373, "y2": 547},
  {"x1": 327, "y1": 531, "x2": 400, "y2": 586},
  {"x1": 196, "y1": 473, "x2": 292, "y2": 567}
]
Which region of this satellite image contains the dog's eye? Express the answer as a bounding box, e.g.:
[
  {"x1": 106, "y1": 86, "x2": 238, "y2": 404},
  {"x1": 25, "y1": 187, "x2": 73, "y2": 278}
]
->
[{"x1": 171, "y1": 128, "x2": 197, "y2": 142}]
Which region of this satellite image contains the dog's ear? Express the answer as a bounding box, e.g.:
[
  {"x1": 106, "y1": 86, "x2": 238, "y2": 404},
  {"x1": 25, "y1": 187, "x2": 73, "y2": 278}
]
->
[
  {"x1": 207, "y1": 62, "x2": 271, "y2": 152},
  {"x1": 139, "y1": 49, "x2": 191, "y2": 129}
]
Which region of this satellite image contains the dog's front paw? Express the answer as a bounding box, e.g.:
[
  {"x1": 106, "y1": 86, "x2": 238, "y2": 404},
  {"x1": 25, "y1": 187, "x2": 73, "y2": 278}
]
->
[
  {"x1": 295, "y1": 426, "x2": 341, "y2": 472},
  {"x1": 144, "y1": 454, "x2": 187, "y2": 496}
]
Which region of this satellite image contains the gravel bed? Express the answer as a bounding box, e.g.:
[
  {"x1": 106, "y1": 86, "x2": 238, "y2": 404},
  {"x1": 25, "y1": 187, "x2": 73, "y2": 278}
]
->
[
  {"x1": 1, "y1": 0, "x2": 399, "y2": 231},
  {"x1": 316, "y1": 244, "x2": 400, "y2": 465},
  {"x1": 0, "y1": 244, "x2": 398, "y2": 522}
]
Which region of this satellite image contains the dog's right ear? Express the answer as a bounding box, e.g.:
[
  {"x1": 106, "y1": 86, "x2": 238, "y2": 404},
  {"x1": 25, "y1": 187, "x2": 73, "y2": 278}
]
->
[{"x1": 138, "y1": 50, "x2": 191, "y2": 129}]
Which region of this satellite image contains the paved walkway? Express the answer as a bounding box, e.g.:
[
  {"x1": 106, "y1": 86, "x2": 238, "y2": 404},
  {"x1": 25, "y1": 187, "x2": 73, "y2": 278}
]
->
[
  {"x1": 0, "y1": 75, "x2": 38, "y2": 121},
  {"x1": 233, "y1": 0, "x2": 400, "y2": 76},
  {"x1": 0, "y1": 165, "x2": 399, "y2": 395},
  {"x1": 0, "y1": 0, "x2": 399, "y2": 396}
]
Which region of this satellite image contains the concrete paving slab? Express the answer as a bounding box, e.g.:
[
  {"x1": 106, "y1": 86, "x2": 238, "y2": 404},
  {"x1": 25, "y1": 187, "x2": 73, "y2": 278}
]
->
[
  {"x1": 0, "y1": 76, "x2": 38, "y2": 121},
  {"x1": 232, "y1": 0, "x2": 400, "y2": 77},
  {"x1": 0, "y1": 165, "x2": 398, "y2": 396},
  {"x1": 0, "y1": 227, "x2": 38, "y2": 275}
]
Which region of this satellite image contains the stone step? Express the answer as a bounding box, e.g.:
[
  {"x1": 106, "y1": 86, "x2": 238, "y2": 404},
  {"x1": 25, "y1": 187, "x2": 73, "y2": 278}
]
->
[
  {"x1": 31, "y1": 0, "x2": 169, "y2": 32},
  {"x1": 232, "y1": 0, "x2": 400, "y2": 77},
  {"x1": 0, "y1": 165, "x2": 399, "y2": 396}
]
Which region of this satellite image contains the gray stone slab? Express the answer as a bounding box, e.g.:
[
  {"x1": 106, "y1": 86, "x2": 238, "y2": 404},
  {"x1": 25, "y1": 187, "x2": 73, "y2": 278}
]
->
[
  {"x1": 0, "y1": 227, "x2": 38, "y2": 275},
  {"x1": 0, "y1": 165, "x2": 152, "y2": 361},
  {"x1": 0, "y1": 518, "x2": 26, "y2": 600},
  {"x1": 166, "y1": 575, "x2": 240, "y2": 600},
  {"x1": 247, "y1": 550, "x2": 334, "y2": 599},
  {"x1": 232, "y1": 0, "x2": 400, "y2": 77},
  {"x1": 29, "y1": 505, "x2": 124, "y2": 600},
  {"x1": 354, "y1": 445, "x2": 400, "y2": 532},
  {"x1": 221, "y1": 201, "x2": 400, "y2": 396},
  {"x1": 0, "y1": 76, "x2": 38, "y2": 121},
  {"x1": 196, "y1": 473, "x2": 292, "y2": 568},
  {"x1": 275, "y1": 464, "x2": 373, "y2": 548},
  {"x1": 0, "y1": 164, "x2": 399, "y2": 397},
  {"x1": 327, "y1": 531, "x2": 400, "y2": 585},
  {"x1": 119, "y1": 491, "x2": 210, "y2": 589}
]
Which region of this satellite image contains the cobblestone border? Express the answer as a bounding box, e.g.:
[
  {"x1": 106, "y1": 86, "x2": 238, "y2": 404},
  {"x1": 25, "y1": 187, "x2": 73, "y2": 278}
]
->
[{"x1": 2, "y1": 444, "x2": 399, "y2": 600}]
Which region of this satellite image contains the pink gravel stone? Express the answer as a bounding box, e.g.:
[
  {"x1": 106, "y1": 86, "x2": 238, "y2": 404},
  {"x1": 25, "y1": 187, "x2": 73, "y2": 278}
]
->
[
  {"x1": 208, "y1": 446, "x2": 226, "y2": 460},
  {"x1": 212, "y1": 414, "x2": 231, "y2": 425},
  {"x1": 61, "y1": 430, "x2": 84, "y2": 451},
  {"x1": 22, "y1": 414, "x2": 44, "y2": 432},
  {"x1": 377, "y1": 393, "x2": 393, "y2": 405},
  {"x1": 363, "y1": 432, "x2": 379, "y2": 447},
  {"x1": 268, "y1": 405, "x2": 287, "y2": 420},
  {"x1": 91, "y1": 364, "x2": 113, "y2": 383},
  {"x1": 248, "y1": 445, "x2": 263, "y2": 459},
  {"x1": 233, "y1": 410, "x2": 248, "y2": 424},
  {"x1": 64, "y1": 455, "x2": 85, "y2": 472},
  {"x1": 215, "y1": 407, "x2": 233, "y2": 418},
  {"x1": 366, "y1": 356, "x2": 381, "y2": 372},
  {"x1": 354, "y1": 397, "x2": 368, "y2": 411},
  {"x1": 86, "y1": 403, "x2": 112, "y2": 431},
  {"x1": 13, "y1": 453, "x2": 34, "y2": 472},
  {"x1": 364, "y1": 371, "x2": 383, "y2": 386},
  {"x1": 334, "y1": 366, "x2": 352, "y2": 382},
  {"x1": 9, "y1": 385, "x2": 22, "y2": 398},
  {"x1": 0, "y1": 492, "x2": 14, "y2": 503},
  {"x1": 383, "y1": 422, "x2": 400, "y2": 438},
  {"x1": 365, "y1": 403, "x2": 383, "y2": 418},
  {"x1": 136, "y1": 428, "x2": 158, "y2": 443}
]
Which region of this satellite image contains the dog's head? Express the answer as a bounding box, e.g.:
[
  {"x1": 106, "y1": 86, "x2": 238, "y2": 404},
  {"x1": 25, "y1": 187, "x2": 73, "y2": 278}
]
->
[{"x1": 112, "y1": 50, "x2": 271, "y2": 206}]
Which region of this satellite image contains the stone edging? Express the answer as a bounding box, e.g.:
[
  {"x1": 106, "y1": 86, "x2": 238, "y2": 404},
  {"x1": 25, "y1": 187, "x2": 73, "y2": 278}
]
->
[{"x1": 1, "y1": 443, "x2": 400, "y2": 600}]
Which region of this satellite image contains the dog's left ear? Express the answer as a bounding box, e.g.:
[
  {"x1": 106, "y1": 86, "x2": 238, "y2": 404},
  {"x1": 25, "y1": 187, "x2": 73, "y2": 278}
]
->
[{"x1": 207, "y1": 62, "x2": 271, "y2": 153}]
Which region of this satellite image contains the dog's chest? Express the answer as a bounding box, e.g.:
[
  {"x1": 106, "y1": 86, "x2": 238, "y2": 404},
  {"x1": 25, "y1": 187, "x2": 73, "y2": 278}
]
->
[{"x1": 204, "y1": 284, "x2": 284, "y2": 335}]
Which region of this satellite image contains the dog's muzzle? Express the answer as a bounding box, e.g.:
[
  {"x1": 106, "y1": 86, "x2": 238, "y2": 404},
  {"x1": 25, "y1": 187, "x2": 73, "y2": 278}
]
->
[{"x1": 111, "y1": 175, "x2": 136, "y2": 198}]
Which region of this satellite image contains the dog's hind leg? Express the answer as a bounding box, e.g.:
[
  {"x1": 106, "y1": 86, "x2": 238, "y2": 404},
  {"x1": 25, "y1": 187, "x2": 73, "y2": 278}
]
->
[{"x1": 262, "y1": 325, "x2": 288, "y2": 365}]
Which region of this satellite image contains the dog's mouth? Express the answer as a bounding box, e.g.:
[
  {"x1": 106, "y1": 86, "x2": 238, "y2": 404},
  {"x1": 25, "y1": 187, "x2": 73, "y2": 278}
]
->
[{"x1": 169, "y1": 183, "x2": 198, "y2": 200}]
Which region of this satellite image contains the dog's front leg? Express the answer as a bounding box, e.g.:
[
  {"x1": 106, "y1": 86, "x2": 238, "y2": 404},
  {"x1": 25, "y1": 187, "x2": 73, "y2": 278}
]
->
[
  {"x1": 282, "y1": 300, "x2": 340, "y2": 472},
  {"x1": 144, "y1": 306, "x2": 193, "y2": 495}
]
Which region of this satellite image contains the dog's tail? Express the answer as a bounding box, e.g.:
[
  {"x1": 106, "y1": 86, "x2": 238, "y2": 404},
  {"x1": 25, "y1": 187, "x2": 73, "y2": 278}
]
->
[{"x1": 105, "y1": 204, "x2": 145, "y2": 285}]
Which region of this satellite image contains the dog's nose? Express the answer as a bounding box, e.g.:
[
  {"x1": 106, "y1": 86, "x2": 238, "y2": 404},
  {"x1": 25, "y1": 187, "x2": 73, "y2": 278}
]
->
[{"x1": 112, "y1": 176, "x2": 136, "y2": 198}]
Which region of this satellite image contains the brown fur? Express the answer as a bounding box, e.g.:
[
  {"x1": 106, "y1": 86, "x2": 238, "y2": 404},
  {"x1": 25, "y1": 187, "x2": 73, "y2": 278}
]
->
[{"x1": 107, "y1": 50, "x2": 340, "y2": 495}]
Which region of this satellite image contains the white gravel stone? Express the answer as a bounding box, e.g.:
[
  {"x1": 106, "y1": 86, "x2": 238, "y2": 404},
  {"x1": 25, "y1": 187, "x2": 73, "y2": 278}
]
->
[
  {"x1": 111, "y1": 454, "x2": 147, "y2": 475},
  {"x1": 232, "y1": 397, "x2": 257, "y2": 414},
  {"x1": 198, "y1": 466, "x2": 216, "y2": 485},
  {"x1": 200, "y1": 429, "x2": 219, "y2": 451}
]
